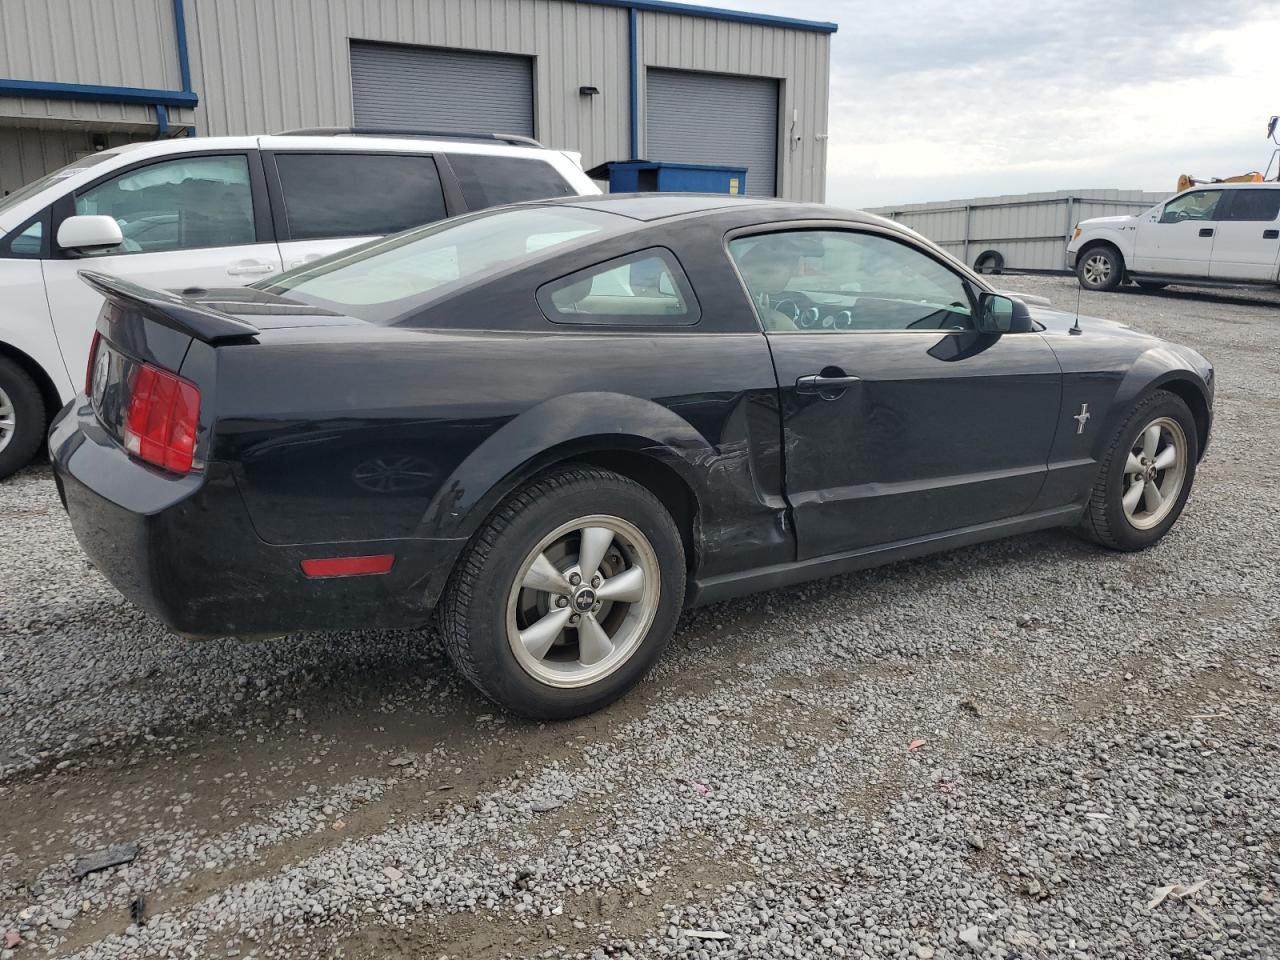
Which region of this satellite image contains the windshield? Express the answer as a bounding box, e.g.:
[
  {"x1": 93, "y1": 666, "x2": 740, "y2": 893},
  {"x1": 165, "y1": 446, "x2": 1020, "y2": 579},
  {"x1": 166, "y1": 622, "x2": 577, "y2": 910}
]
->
[
  {"x1": 0, "y1": 152, "x2": 116, "y2": 218},
  {"x1": 258, "y1": 205, "x2": 628, "y2": 323}
]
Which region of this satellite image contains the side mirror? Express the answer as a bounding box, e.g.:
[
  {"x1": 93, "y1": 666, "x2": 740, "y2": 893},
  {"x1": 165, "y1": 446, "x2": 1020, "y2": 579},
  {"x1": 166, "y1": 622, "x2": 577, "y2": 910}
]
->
[
  {"x1": 57, "y1": 215, "x2": 124, "y2": 254},
  {"x1": 976, "y1": 292, "x2": 1033, "y2": 334}
]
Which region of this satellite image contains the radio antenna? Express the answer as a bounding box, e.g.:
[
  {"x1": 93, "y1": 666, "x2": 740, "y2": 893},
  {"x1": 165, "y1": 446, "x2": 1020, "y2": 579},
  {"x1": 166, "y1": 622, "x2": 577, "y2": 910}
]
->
[{"x1": 1070, "y1": 278, "x2": 1083, "y2": 335}]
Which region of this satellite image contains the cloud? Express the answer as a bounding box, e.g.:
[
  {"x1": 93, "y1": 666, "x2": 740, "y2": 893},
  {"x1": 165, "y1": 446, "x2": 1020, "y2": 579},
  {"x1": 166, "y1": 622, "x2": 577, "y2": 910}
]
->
[{"x1": 702, "y1": 0, "x2": 1280, "y2": 206}]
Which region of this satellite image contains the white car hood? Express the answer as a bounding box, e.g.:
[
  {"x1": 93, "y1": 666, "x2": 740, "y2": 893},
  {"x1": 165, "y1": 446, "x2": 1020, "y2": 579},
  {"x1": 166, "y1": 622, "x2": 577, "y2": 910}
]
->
[{"x1": 1080, "y1": 214, "x2": 1137, "y2": 228}]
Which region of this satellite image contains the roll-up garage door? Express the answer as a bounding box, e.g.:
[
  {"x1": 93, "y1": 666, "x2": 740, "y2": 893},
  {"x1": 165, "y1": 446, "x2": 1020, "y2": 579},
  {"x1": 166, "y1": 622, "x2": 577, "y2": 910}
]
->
[
  {"x1": 645, "y1": 69, "x2": 779, "y2": 197},
  {"x1": 350, "y1": 42, "x2": 534, "y2": 138}
]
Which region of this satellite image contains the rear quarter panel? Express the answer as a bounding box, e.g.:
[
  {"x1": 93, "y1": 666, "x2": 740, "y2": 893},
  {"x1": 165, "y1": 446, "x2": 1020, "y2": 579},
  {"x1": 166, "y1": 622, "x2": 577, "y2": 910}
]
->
[{"x1": 211, "y1": 324, "x2": 790, "y2": 579}]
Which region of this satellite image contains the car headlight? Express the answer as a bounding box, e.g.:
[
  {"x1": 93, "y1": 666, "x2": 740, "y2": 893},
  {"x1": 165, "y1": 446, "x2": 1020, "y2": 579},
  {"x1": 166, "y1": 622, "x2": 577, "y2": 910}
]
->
[{"x1": 1072, "y1": 226, "x2": 1082, "y2": 240}]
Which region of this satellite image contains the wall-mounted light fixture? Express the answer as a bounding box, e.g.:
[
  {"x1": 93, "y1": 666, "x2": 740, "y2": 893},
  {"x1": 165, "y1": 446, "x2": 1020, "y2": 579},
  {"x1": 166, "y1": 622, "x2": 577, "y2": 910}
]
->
[{"x1": 579, "y1": 85, "x2": 600, "y2": 96}]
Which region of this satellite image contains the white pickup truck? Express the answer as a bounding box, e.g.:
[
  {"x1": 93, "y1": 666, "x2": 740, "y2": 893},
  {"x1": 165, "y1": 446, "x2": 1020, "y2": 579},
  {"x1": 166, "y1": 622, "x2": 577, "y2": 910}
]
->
[{"x1": 1067, "y1": 181, "x2": 1280, "y2": 292}]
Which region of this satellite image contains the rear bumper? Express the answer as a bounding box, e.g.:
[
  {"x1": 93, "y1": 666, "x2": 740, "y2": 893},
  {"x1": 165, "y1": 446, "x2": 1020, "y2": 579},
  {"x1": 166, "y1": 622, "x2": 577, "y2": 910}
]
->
[{"x1": 50, "y1": 401, "x2": 463, "y2": 638}]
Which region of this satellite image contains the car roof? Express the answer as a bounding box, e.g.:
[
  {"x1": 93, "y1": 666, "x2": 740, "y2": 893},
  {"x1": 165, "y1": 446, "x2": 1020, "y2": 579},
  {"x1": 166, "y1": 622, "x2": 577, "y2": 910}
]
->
[{"x1": 544, "y1": 192, "x2": 887, "y2": 225}]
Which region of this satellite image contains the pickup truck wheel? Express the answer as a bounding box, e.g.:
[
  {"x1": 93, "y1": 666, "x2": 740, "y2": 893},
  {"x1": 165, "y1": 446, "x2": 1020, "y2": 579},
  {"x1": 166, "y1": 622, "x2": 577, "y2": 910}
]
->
[
  {"x1": 1077, "y1": 246, "x2": 1123, "y2": 291},
  {"x1": 0, "y1": 357, "x2": 46, "y2": 479},
  {"x1": 439, "y1": 466, "x2": 685, "y2": 719},
  {"x1": 1080, "y1": 391, "x2": 1198, "y2": 551}
]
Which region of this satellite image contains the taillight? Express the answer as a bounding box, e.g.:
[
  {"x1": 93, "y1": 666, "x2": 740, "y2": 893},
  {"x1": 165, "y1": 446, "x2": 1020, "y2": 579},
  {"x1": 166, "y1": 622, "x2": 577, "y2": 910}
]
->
[
  {"x1": 122, "y1": 363, "x2": 201, "y2": 474},
  {"x1": 85, "y1": 331, "x2": 102, "y2": 395}
]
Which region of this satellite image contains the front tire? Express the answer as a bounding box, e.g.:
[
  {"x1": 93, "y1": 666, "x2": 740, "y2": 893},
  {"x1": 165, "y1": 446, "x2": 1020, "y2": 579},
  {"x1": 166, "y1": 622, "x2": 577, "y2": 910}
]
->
[
  {"x1": 0, "y1": 356, "x2": 47, "y2": 480},
  {"x1": 439, "y1": 466, "x2": 685, "y2": 719},
  {"x1": 1081, "y1": 391, "x2": 1198, "y2": 551},
  {"x1": 1076, "y1": 246, "x2": 1123, "y2": 292}
]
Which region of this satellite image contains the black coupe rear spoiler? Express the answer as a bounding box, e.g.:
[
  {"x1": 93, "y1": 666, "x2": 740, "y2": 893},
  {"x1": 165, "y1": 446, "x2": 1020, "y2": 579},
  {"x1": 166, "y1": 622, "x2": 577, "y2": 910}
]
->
[{"x1": 79, "y1": 270, "x2": 261, "y2": 344}]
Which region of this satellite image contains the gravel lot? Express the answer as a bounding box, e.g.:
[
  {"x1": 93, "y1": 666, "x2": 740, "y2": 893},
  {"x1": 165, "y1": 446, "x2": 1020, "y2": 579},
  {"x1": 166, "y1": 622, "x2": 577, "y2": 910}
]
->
[{"x1": 2, "y1": 275, "x2": 1278, "y2": 960}]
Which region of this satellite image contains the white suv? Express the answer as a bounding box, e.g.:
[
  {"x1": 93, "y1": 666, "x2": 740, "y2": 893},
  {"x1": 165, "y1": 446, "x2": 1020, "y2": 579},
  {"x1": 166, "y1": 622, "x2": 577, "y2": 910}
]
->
[
  {"x1": 0, "y1": 132, "x2": 599, "y2": 477},
  {"x1": 1067, "y1": 181, "x2": 1280, "y2": 293}
]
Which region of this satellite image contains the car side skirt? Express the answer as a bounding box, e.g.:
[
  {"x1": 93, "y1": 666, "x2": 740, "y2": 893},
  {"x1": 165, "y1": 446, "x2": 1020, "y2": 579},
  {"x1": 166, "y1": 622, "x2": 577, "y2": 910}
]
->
[{"x1": 688, "y1": 504, "x2": 1084, "y2": 607}]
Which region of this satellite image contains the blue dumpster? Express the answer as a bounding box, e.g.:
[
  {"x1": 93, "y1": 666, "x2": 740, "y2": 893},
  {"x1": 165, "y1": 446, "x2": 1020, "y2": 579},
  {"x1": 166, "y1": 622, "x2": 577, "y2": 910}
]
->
[{"x1": 585, "y1": 160, "x2": 747, "y2": 195}]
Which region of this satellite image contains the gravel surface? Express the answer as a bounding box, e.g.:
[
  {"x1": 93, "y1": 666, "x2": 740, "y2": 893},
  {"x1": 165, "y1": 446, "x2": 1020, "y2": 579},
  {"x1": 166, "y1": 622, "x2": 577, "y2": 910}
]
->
[{"x1": 1, "y1": 276, "x2": 1277, "y2": 960}]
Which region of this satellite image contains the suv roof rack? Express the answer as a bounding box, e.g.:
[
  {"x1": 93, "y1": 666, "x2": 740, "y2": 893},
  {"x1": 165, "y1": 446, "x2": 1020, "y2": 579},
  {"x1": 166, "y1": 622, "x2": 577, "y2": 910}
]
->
[{"x1": 274, "y1": 127, "x2": 545, "y2": 148}]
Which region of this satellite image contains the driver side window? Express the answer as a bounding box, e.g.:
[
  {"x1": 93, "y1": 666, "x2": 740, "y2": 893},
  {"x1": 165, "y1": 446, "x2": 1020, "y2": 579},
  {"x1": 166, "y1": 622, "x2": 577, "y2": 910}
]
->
[
  {"x1": 72, "y1": 154, "x2": 256, "y2": 256},
  {"x1": 1159, "y1": 190, "x2": 1223, "y2": 224},
  {"x1": 728, "y1": 230, "x2": 974, "y2": 333}
]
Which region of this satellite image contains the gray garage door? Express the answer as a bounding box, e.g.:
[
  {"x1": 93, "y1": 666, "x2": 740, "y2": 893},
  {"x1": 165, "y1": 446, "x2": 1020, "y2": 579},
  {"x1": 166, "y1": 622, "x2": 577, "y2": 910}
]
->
[
  {"x1": 645, "y1": 69, "x2": 779, "y2": 197},
  {"x1": 350, "y1": 42, "x2": 534, "y2": 137}
]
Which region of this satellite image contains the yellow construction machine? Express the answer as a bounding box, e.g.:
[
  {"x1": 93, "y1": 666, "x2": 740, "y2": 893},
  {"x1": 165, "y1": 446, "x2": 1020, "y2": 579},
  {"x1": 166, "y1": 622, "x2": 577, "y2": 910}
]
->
[{"x1": 1174, "y1": 115, "x2": 1280, "y2": 192}]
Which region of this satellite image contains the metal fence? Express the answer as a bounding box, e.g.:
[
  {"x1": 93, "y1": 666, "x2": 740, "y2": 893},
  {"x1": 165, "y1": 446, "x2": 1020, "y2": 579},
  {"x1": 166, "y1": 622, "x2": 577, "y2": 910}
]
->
[{"x1": 866, "y1": 189, "x2": 1170, "y2": 273}]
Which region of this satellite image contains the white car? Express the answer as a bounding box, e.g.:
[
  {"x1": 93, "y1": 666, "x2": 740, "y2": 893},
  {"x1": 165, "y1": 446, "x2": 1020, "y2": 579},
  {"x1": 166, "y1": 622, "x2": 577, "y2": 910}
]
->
[
  {"x1": 0, "y1": 132, "x2": 599, "y2": 478},
  {"x1": 1067, "y1": 181, "x2": 1280, "y2": 293}
]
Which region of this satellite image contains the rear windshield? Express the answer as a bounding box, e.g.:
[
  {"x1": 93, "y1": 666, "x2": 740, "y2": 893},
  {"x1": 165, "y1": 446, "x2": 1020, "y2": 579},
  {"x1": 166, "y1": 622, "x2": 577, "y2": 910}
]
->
[
  {"x1": 0, "y1": 152, "x2": 115, "y2": 216},
  {"x1": 257, "y1": 205, "x2": 626, "y2": 323}
]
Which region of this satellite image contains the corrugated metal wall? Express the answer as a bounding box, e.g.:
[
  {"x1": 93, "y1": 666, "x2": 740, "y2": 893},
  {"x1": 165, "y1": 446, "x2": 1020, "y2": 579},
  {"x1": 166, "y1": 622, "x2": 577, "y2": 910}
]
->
[
  {"x1": 0, "y1": 127, "x2": 148, "y2": 196},
  {"x1": 0, "y1": 0, "x2": 194, "y2": 129},
  {"x1": 184, "y1": 0, "x2": 830, "y2": 200},
  {"x1": 868, "y1": 190, "x2": 1171, "y2": 272},
  {"x1": 0, "y1": 0, "x2": 831, "y2": 201},
  {"x1": 185, "y1": 0, "x2": 634, "y2": 178}
]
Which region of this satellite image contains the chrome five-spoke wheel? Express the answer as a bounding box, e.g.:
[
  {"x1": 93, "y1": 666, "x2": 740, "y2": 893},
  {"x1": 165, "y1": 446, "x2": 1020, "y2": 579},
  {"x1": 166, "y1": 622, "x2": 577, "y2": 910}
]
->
[
  {"x1": 1082, "y1": 253, "x2": 1112, "y2": 287},
  {"x1": 1121, "y1": 416, "x2": 1187, "y2": 530},
  {"x1": 0, "y1": 385, "x2": 15, "y2": 455},
  {"x1": 507, "y1": 515, "x2": 660, "y2": 688}
]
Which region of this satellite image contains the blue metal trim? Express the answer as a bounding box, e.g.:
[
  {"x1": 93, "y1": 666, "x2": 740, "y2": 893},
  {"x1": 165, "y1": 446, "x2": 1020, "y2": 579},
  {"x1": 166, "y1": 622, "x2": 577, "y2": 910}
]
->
[
  {"x1": 0, "y1": 78, "x2": 198, "y2": 108},
  {"x1": 587, "y1": 0, "x2": 837, "y2": 34},
  {"x1": 172, "y1": 0, "x2": 193, "y2": 92},
  {"x1": 155, "y1": 103, "x2": 170, "y2": 135},
  {"x1": 628, "y1": 7, "x2": 639, "y2": 160}
]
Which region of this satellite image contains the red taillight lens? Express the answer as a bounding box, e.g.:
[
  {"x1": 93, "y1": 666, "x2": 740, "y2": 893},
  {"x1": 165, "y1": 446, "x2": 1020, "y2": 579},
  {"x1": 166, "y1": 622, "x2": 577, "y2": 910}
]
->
[
  {"x1": 85, "y1": 331, "x2": 102, "y2": 395},
  {"x1": 122, "y1": 363, "x2": 201, "y2": 474}
]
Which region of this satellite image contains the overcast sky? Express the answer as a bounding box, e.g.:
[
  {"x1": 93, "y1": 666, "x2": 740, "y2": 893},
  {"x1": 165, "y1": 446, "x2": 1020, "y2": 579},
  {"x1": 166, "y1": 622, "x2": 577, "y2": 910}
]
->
[{"x1": 711, "y1": 0, "x2": 1280, "y2": 208}]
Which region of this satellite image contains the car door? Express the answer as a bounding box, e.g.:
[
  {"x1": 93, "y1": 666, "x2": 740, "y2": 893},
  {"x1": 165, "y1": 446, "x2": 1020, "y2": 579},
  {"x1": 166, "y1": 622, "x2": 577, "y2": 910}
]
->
[
  {"x1": 262, "y1": 151, "x2": 450, "y2": 271},
  {"x1": 1208, "y1": 188, "x2": 1280, "y2": 281},
  {"x1": 1131, "y1": 188, "x2": 1223, "y2": 277},
  {"x1": 728, "y1": 226, "x2": 1062, "y2": 559},
  {"x1": 41, "y1": 151, "x2": 281, "y2": 388}
]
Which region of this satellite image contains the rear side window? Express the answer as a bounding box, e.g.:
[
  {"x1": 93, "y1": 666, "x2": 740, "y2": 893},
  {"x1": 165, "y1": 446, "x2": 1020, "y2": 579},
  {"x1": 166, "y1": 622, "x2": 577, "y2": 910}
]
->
[
  {"x1": 74, "y1": 154, "x2": 256, "y2": 254},
  {"x1": 274, "y1": 153, "x2": 447, "y2": 240},
  {"x1": 538, "y1": 249, "x2": 699, "y2": 327},
  {"x1": 449, "y1": 153, "x2": 577, "y2": 210},
  {"x1": 1221, "y1": 189, "x2": 1280, "y2": 222}
]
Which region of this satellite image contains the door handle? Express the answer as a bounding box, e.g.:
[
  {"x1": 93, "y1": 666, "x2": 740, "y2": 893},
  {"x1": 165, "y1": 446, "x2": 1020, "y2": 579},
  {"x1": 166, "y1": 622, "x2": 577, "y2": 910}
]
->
[
  {"x1": 286, "y1": 254, "x2": 324, "y2": 269},
  {"x1": 226, "y1": 259, "x2": 276, "y2": 277},
  {"x1": 796, "y1": 372, "x2": 861, "y2": 398},
  {"x1": 1264, "y1": 229, "x2": 1279, "y2": 240},
  {"x1": 1198, "y1": 228, "x2": 1214, "y2": 238}
]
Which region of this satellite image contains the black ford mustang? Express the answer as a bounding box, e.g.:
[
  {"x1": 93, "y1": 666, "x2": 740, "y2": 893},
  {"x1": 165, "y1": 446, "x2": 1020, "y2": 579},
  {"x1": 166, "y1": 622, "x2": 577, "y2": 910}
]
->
[{"x1": 50, "y1": 195, "x2": 1213, "y2": 718}]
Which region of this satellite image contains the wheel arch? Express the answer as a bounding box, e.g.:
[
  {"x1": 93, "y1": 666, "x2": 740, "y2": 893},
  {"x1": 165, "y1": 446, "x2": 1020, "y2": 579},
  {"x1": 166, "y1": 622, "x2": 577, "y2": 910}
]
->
[
  {"x1": 0, "y1": 339, "x2": 64, "y2": 425},
  {"x1": 1077, "y1": 238, "x2": 1127, "y2": 273},
  {"x1": 418, "y1": 392, "x2": 713, "y2": 572},
  {"x1": 1153, "y1": 376, "x2": 1211, "y2": 460}
]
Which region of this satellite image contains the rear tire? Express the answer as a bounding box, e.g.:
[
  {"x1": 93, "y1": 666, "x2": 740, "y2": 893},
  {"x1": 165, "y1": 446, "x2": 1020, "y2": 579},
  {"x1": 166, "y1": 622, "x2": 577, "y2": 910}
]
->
[
  {"x1": 1080, "y1": 391, "x2": 1198, "y2": 551},
  {"x1": 438, "y1": 465, "x2": 685, "y2": 719},
  {"x1": 1076, "y1": 246, "x2": 1123, "y2": 292},
  {"x1": 0, "y1": 356, "x2": 47, "y2": 480}
]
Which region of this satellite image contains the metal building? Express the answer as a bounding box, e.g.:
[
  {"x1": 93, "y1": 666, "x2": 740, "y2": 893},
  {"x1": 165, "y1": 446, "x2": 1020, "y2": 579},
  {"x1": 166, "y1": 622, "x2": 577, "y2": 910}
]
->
[
  {"x1": 0, "y1": 0, "x2": 835, "y2": 201},
  {"x1": 868, "y1": 189, "x2": 1171, "y2": 273}
]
